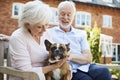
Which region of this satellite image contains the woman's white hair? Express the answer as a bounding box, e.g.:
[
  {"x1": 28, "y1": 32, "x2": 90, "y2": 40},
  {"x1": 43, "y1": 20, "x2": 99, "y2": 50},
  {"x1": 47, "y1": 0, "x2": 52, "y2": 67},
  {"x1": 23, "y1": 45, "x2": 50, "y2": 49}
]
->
[
  {"x1": 18, "y1": 1, "x2": 52, "y2": 29},
  {"x1": 58, "y1": 1, "x2": 76, "y2": 16}
]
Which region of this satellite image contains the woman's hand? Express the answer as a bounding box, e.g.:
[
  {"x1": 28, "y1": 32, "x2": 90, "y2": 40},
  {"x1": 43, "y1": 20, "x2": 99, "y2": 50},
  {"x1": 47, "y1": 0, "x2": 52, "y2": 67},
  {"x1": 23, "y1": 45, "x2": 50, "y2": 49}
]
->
[
  {"x1": 42, "y1": 57, "x2": 68, "y2": 74},
  {"x1": 54, "y1": 57, "x2": 68, "y2": 68},
  {"x1": 0, "y1": 34, "x2": 10, "y2": 41}
]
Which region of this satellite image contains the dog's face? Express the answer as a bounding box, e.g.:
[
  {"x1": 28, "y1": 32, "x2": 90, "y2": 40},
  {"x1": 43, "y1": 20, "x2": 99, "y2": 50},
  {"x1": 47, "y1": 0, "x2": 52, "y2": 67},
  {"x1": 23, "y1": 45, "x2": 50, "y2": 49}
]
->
[{"x1": 44, "y1": 39, "x2": 70, "y2": 63}]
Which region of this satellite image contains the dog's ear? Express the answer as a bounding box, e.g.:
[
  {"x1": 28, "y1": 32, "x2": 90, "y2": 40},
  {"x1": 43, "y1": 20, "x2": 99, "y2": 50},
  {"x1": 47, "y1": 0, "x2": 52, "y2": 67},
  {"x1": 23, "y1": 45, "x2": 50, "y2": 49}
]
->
[
  {"x1": 44, "y1": 39, "x2": 52, "y2": 51},
  {"x1": 66, "y1": 43, "x2": 70, "y2": 52}
]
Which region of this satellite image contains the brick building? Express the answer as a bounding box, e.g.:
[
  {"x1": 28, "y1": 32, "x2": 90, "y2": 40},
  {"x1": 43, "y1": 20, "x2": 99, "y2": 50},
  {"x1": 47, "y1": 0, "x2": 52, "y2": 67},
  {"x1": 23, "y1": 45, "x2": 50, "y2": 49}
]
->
[{"x1": 0, "y1": 0, "x2": 120, "y2": 63}]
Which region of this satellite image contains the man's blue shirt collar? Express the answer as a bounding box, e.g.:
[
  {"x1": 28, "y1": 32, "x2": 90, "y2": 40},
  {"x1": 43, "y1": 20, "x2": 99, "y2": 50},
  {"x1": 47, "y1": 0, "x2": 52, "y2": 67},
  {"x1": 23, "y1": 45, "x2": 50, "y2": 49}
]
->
[{"x1": 55, "y1": 25, "x2": 76, "y2": 34}]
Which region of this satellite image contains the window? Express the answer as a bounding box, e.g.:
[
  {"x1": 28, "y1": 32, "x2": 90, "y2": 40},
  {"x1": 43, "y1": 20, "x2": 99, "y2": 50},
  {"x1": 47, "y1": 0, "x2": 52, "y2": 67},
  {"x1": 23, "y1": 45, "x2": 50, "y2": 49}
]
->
[
  {"x1": 103, "y1": 0, "x2": 113, "y2": 3},
  {"x1": 86, "y1": 0, "x2": 92, "y2": 2},
  {"x1": 112, "y1": 44, "x2": 120, "y2": 63},
  {"x1": 12, "y1": 3, "x2": 24, "y2": 19},
  {"x1": 100, "y1": 34, "x2": 113, "y2": 57},
  {"x1": 49, "y1": 7, "x2": 58, "y2": 25},
  {"x1": 117, "y1": 0, "x2": 120, "y2": 3},
  {"x1": 75, "y1": 11, "x2": 91, "y2": 28},
  {"x1": 103, "y1": 15, "x2": 112, "y2": 28},
  {"x1": 76, "y1": 0, "x2": 92, "y2": 2}
]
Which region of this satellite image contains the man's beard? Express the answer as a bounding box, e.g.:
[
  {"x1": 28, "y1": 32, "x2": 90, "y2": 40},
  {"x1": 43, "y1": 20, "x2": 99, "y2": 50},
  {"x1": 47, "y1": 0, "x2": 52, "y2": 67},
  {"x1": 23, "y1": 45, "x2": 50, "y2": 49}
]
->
[{"x1": 59, "y1": 20, "x2": 72, "y2": 29}]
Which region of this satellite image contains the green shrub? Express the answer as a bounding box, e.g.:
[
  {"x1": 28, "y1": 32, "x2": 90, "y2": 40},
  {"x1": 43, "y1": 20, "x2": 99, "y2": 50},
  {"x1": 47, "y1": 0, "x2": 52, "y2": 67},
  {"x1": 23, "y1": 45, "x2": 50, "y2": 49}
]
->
[{"x1": 85, "y1": 22, "x2": 101, "y2": 63}]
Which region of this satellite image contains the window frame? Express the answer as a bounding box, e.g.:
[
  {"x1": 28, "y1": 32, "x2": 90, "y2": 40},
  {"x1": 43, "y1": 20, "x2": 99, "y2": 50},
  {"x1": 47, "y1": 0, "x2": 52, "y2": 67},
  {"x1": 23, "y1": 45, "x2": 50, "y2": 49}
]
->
[
  {"x1": 103, "y1": 0, "x2": 113, "y2": 3},
  {"x1": 77, "y1": 0, "x2": 92, "y2": 2},
  {"x1": 49, "y1": 7, "x2": 58, "y2": 25},
  {"x1": 103, "y1": 15, "x2": 112, "y2": 28},
  {"x1": 100, "y1": 34, "x2": 113, "y2": 57},
  {"x1": 112, "y1": 43, "x2": 120, "y2": 63},
  {"x1": 75, "y1": 11, "x2": 91, "y2": 28},
  {"x1": 12, "y1": 3, "x2": 24, "y2": 19}
]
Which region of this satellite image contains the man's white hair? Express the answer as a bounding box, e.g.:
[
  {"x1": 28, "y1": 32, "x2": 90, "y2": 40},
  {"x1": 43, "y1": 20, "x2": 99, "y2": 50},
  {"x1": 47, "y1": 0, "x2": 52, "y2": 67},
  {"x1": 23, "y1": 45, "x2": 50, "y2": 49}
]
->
[
  {"x1": 18, "y1": 1, "x2": 52, "y2": 29},
  {"x1": 58, "y1": 1, "x2": 76, "y2": 16}
]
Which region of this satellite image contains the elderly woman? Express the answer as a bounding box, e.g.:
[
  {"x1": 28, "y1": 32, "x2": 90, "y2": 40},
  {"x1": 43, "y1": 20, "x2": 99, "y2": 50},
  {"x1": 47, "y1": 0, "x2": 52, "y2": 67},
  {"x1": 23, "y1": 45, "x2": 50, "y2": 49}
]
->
[{"x1": 8, "y1": 1, "x2": 67, "y2": 80}]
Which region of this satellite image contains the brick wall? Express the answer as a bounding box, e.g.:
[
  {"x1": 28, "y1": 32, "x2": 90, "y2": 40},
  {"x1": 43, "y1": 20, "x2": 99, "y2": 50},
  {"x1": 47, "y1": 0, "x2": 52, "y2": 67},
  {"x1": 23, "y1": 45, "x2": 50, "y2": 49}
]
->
[
  {"x1": 74, "y1": 3, "x2": 120, "y2": 43},
  {"x1": 1, "y1": 0, "x2": 119, "y2": 43},
  {"x1": 100, "y1": 57, "x2": 112, "y2": 64},
  {"x1": 0, "y1": 0, "x2": 119, "y2": 63},
  {"x1": 0, "y1": 0, "x2": 31, "y2": 35}
]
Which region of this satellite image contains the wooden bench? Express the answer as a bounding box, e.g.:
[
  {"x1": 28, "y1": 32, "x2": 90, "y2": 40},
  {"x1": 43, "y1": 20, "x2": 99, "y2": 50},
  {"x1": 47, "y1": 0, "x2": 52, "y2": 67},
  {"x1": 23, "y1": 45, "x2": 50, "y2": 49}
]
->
[
  {"x1": 0, "y1": 40, "x2": 120, "y2": 80},
  {"x1": 0, "y1": 40, "x2": 40, "y2": 80}
]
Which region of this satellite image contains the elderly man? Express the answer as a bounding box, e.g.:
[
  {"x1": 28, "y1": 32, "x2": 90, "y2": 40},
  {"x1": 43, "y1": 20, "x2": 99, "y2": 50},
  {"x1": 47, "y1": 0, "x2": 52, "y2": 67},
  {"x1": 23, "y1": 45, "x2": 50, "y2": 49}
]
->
[{"x1": 48, "y1": 1, "x2": 112, "y2": 80}]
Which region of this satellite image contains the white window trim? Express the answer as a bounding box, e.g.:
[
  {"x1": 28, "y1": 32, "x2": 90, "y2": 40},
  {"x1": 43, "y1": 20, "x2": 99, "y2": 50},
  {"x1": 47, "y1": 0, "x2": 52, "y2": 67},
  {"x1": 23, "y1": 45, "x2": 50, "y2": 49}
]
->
[
  {"x1": 103, "y1": 15, "x2": 112, "y2": 28},
  {"x1": 77, "y1": 0, "x2": 92, "y2": 2},
  {"x1": 75, "y1": 11, "x2": 91, "y2": 28},
  {"x1": 11, "y1": 3, "x2": 24, "y2": 19},
  {"x1": 103, "y1": 0, "x2": 113, "y2": 3},
  {"x1": 112, "y1": 43, "x2": 120, "y2": 63},
  {"x1": 49, "y1": 7, "x2": 58, "y2": 25},
  {"x1": 100, "y1": 34, "x2": 113, "y2": 57},
  {"x1": 117, "y1": 0, "x2": 120, "y2": 3}
]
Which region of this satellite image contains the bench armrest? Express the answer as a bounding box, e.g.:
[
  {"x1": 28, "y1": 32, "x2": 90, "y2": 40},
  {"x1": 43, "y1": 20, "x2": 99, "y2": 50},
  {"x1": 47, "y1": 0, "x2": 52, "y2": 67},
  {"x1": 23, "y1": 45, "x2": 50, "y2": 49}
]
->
[
  {"x1": 0, "y1": 66, "x2": 40, "y2": 80},
  {"x1": 96, "y1": 63, "x2": 120, "y2": 70}
]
